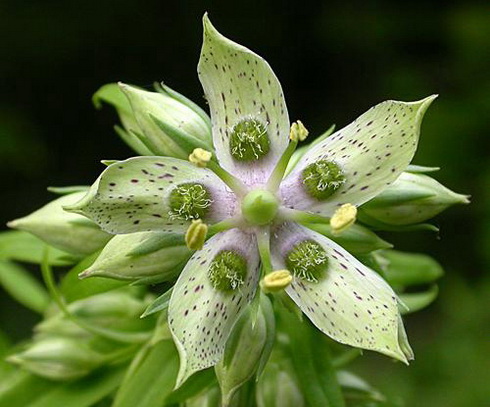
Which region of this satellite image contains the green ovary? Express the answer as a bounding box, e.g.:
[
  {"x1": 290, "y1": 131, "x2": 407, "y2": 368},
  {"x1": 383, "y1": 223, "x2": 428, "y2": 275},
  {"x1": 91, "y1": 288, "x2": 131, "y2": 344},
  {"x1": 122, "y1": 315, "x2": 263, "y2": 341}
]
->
[
  {"x1": 208, "y1": 250, "x2": 247, "y2": 292},
  {"x1": 241, "y1": 189, "x2": 279, "y2": 226},
  {"x1": 301, "y1": 160, "x2": 345, "y2": 200},
  {"x1": 229, "y1": 119, "x2": 270, "y2": 161},
  {"x1": 168, "y1": 183, "x2": 212, "y2": 220},
  {"x1": 286, "y1": 240, "x2": 328, "y2": 283}
]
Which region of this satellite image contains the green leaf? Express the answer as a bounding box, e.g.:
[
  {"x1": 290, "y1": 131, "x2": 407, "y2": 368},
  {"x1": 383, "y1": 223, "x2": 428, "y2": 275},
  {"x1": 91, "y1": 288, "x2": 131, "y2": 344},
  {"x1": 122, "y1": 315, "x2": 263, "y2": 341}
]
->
[
  {"x1": 0, "y1": 260, "x2": 50, "y2": 313},
  {"x1": 113, "y1": 340, "x2": 178, "y2": 407},
  {"x1": 141, "y1": 287, "x2": 173, "y2": 318},
  {"x1": 382, "y1": 250, "x2": 444, "y2": 287},
  {"x1": 399, "y1": 285, "x2": 439, "y2": 314},
  {"x1": 0, "y1": 230, "x2": 75, "y2": 266}
]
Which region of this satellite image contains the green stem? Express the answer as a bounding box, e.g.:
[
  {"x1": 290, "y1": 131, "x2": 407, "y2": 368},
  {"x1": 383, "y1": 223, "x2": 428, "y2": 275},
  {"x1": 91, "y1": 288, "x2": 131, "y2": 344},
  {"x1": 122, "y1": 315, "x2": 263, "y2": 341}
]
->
[{"x1": 266, "y1": 140, "x2": 298, "y2": 191}]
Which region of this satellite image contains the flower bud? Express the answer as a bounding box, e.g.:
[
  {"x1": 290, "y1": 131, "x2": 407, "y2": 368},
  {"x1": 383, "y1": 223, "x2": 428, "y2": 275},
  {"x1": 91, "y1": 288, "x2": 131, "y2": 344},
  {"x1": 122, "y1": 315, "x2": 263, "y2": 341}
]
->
[
  {"x1": 7, "y1": 337, "x2": 104, "y2": 381},
  {"x1": 119, "y1": 83, "x2": 213, "y2": 158},
  {"x1": 80, "y1": 232, "x2": 191, "y2": 284},
  {"x1": 92, "y1": 83, "x2": 153, "y2": 155},
  {"x1": 216, "y1": 296, "x2": 274, "y2": 405},
  {"x1": 37, "y1": 290, "x2": 152, "y2": 336},
  {"x1": 256, "y1": 361, "x2": 305, "y2": 407},
  {"x1": 7, "y1": 192, "x2": 111, "y2": 256},
  {"x1": 359, "y1": 172, "x2": 469, "y2": 226}
]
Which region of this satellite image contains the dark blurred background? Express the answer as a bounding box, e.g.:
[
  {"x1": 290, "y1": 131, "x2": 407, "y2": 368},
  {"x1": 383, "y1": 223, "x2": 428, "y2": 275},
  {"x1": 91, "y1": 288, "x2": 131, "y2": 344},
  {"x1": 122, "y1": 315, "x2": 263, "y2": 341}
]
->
[{"x1": 1, "y1": 1, "x2": 489, "y2": 406}]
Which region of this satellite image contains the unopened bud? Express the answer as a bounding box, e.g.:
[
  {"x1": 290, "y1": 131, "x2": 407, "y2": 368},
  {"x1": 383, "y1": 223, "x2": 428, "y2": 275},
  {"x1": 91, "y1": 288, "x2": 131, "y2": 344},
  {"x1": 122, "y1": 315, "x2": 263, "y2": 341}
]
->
[
  {"x1": 7, "y1": 337, "x2": 104, "y2": 381},
  {"x1": 189, "y1": 148, "x2": 212, "y2": 168},
  {"x1": 260, "y1": 270, "x2": 293, "y2": 293},
  {"x1": 185, "y1": 219, "x2": 208, "y2": 250},
  {"x1": 7, "y1": 192, "x2": 111, "y2": 256},
  {"x1": 80, "y1": 231, "x2": 191, "y2": 284},
  {"x1": 330, "y1": 203, "x2": 357, "y2": 234},
  {"x1": 118, "y1": 83, "x2": 212, "y2": 158},
  {"x1": 359, "y1": 172, "x2": 469, "y2": 227},
  {"x1": 289, "y1": 120, "x2": 309, "y2": 142}
]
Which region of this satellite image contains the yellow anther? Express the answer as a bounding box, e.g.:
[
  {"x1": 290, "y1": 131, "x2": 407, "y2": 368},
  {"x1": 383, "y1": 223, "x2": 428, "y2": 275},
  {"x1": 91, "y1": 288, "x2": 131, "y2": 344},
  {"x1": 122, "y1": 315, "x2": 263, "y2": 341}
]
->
[
  {"x1": 330, "y1": 203, "x2": 357, "y2": 234},
  {"x1": 185, "y1": 219, "x2": 208, "y2": 250},
  {"x1": 289, "y1": 120, "x2": 309, "y2": 142},
  {"x1": 189, "y1": 148, "x2": 212, "y2": 167},
  {"x1": 260, "y1": 269, "x2": 293, "y2": 293}
]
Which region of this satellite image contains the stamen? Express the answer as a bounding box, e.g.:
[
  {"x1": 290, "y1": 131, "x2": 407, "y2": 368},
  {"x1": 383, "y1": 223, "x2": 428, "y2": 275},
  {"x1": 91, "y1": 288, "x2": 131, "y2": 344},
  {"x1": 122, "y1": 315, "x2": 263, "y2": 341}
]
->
[
  {"x1": 208, "y1": 250, "x2": 247, "y2": 292},
  {"x1": 207, "y1": 160, "x2": 247, "y2": 197},
  {"x1": 260, "y1": 269, "x2": 293, "y2": 293},
  {"x1": 267, "y1": 120, "x2": 309, "y2": 191},
  {"x1": 256, "y1": 227, "x2": 273, "y2": 275},
  {"x1": 168, "y1": 183, "x2": 212, "y2": 220},
  {"x1": 286, "y1": 240, "x2": 328, "y2": 283},
  {"x1": 189, "y1": 148, "x2": 212, "y2": 168},
  {"x1": 330, "y1": 203, "x2": 357, "y2": 234},
  {"x1": 185, "y1": 219, "x2": 208, "y2": 250}
]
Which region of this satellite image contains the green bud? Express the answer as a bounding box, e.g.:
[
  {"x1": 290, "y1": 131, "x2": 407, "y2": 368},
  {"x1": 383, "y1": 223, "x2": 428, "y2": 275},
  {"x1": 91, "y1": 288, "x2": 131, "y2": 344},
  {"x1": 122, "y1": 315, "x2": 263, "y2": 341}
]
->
[
  {"x1": 7, "y1": 337, "x2": 104, "y2": 381},
  {"x1": 7, "y1": 192, "x2": 111, "y2": 256},
  {"x1": 216, "y1": 297, "x2": 271, "y2": 405},
  {"x1": 119, "y1": 83, "x2": 212, "y2": 158},
  {"x1": 93, "y1": 83, "x2": 153, "y2": 155},
  {"x1": 80, "y1": 232, "x2": 191, "y2": 283},
  {"x1": 256, "y1": 360, "x2": 305, "y2": 407},
  {"x1": 305, "y1": 222, "x2": 392, "y2": 254},
  {"x1": 359, "y1": 172, "x2": 469, "y2": 226},
  {"x1": 37, "y1": 290, "x2": 152, "y2": 336}
]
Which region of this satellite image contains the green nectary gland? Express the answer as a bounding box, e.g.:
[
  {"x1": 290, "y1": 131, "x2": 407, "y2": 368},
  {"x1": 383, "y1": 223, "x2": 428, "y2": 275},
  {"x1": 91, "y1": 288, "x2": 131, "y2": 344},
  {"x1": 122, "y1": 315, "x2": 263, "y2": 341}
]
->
[
  {"x1": 301, "y1": 159, "x2": 346, "y2": 200},
  {"x1": 229, "y1": 119, "x2": 270, "y2": 161},
  {"x1": 208, "y1": 250, "x2": 247, "y2": 292},
  {"x1": 168, "y1": 183, "x2": 212, "y2": 220},
  {"x1": 286, "y1": 240, "x2": 328, "y2": 283}
]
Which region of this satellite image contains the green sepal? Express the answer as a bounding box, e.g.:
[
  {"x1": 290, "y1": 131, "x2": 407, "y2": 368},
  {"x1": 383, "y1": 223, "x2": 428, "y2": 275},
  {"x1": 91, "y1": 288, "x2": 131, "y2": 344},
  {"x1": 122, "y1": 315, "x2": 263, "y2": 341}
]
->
[
  {"x1": 255, "y1": 294, "x2": 276, "y2": 380},
  {"x1": 337, "y1": 371, "x2": 385, "y2": 404},
  {"x1": 304, "y1": 222, "x2": 393, "y2": 254},
  {"x1": 47, "y1": 185, "x2": 89, "y2": 195},
  {"x1": 164, "y1": 368, "x2": 217, "y2": 404},
  {"x1": 406, "y1": 164, "x2": 440, "y2": 173},
  {"x1": 399, "y1": 285, "x2": 439, "y2": 314},
  {"x1": 141, "y1": 287, "x2": 173, "y2": 318},
  {"x1": 357, "y1": 210, "x2": 440, "y2": 232},
  {"x1": 149, "y1": 113, "x2": 213, "y2": 157},
  {"x1": 128, "y1": 232, "x2": 185, "y2": 257},
  {"x1": 382, "y1": 250, "x2": 444, "y2": 287}
]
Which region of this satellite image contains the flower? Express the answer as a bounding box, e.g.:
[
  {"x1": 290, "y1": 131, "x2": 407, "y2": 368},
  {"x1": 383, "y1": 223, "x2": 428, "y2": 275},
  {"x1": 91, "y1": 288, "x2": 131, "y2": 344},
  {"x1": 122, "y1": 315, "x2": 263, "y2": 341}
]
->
[{"x1": 66, "y1": 14, "x2": 437, "y2": 386}]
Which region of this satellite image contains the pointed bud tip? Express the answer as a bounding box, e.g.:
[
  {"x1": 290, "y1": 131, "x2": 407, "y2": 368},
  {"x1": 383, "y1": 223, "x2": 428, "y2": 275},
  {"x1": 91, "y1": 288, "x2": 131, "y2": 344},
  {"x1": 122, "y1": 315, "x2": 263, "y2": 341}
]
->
[{"x1": 78, "y1": 269, "x2": 93, "y2": 279}]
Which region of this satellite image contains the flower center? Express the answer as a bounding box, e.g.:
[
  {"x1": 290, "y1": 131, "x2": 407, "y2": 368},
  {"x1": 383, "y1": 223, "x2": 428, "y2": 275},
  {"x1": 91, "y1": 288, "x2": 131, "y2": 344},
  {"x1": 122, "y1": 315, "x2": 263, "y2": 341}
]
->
[
  {"x1": 301, "y1": 160, "x2": 345, "y2": 200},
  {"x1": 241, "y1": 189, "x2": 279, "y2": 226},
  {"x1": 208, "y1": 250, "x2": 247, "y2": 291},
  {"x1": 168, "y1": 183, "x2": 212, "y2": 220},
  {"x1": 229, "y1": 119, "x2": 270, "y2": 161},
  {"x1": 286, "y1": 240, "x2": 328, "y2": 282}
]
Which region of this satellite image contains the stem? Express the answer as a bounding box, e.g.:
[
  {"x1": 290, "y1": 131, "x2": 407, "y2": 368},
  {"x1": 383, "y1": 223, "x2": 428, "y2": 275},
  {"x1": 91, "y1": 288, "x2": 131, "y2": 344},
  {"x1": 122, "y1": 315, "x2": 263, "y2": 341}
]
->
[
  {"x1": 207, "y1": 217, "x2": 241, "y2": 237},
  {"x1": 208, "y1": 161, "x2": 247, "y2": 197},
  {"x1": 266, "y1": 140, "x2": 298, "y2": 191}
]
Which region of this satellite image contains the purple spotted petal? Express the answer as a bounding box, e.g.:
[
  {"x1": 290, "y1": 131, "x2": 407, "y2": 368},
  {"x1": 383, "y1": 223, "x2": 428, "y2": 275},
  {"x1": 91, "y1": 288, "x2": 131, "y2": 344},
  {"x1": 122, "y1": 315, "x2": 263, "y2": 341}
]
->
[
  {"x1": 198, "y1": 15, "x2": 290, "y2": 186},
  {"x1": 271, "y1": 222, "x2": 413, "y2": 363},
  {"x1": 65, "y1": 156, "x2": 237, "y2": 234},
  {"x1": 280, "y1": 96, "x2": 436, "y2": 216},
  {"x1": 168, "y1": 228, "x2": 260, "y2": 386}
]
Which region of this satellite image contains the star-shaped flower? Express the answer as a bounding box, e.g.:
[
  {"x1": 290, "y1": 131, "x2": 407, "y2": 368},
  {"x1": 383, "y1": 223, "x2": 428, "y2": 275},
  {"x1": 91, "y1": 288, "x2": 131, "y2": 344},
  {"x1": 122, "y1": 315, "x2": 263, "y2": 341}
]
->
[{"x1": 67, "y1": 15, "x2": 435, "y2": 386}]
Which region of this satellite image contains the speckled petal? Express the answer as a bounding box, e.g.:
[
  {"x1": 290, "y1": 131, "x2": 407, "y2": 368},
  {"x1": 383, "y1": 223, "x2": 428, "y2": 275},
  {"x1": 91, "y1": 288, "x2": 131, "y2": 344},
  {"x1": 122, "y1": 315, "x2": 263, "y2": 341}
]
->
[
  {"x1": 168, "y1": 228, "x2": 260, "y2": 386},
  {"x1": 271, "y1": 222, "x2": 412, "y2": 363},
  {"x1": 65, "y1": 157, "x2": 237, "y2": 234},
  {"x1": 280, "y1": 96, "x2": 436, "y2": 216},
  {"x1": 198, "y1": 14, "x2": 290, "y2": 186}
]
